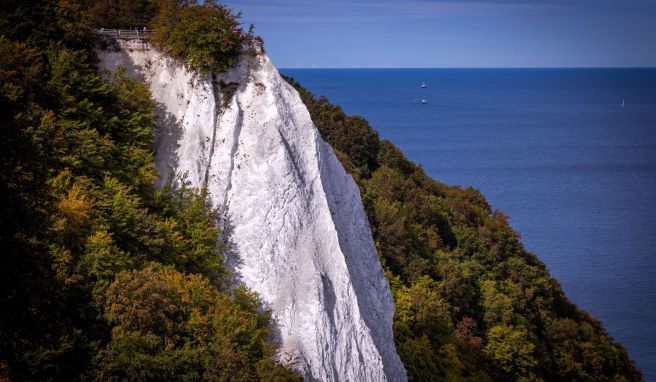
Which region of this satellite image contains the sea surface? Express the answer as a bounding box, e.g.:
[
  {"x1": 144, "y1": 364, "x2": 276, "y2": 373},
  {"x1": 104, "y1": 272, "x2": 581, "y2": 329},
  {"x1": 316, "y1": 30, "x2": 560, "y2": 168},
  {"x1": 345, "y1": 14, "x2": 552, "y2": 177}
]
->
[{"x1": 281, "y1": 68, "x2": 656, "y2": 379}]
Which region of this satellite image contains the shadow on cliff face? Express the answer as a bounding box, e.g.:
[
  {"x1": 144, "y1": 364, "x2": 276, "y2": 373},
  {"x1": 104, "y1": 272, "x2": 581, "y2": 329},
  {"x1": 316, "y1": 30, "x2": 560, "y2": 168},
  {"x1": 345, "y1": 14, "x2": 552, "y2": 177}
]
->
[
  {"x1": 217, "y1": 212, "x2": 242, "y2": 282},
  {"x1": 153, "y1": 102, "x2": 182, "y2": 187},
  {"x1": 96, "y1": 37, "x2": 149, "y2": 83}
]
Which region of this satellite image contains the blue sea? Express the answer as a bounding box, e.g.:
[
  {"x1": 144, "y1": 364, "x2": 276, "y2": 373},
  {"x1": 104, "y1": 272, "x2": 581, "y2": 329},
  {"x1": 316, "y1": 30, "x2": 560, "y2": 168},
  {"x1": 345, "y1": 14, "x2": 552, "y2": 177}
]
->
[{"x1": 281, "y1": 68, "x2": 656, "y2": 379}]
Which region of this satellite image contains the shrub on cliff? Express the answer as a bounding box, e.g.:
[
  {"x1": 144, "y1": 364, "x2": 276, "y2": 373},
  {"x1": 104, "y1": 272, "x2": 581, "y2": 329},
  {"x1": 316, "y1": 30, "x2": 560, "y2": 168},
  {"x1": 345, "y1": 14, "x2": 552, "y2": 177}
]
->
[
  {"x1": 150, "y1": 0, "x2": 244, "y2": 73},
  {"x1": 95, "y1": 264, "x2": 300, "y2": 381}
]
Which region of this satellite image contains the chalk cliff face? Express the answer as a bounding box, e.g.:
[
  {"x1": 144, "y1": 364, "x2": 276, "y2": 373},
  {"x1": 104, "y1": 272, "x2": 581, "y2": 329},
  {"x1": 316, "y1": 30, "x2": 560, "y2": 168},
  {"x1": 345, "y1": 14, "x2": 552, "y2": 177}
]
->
[{"x1": 98, "y1": 39, "x2": 406, "y2": 382}]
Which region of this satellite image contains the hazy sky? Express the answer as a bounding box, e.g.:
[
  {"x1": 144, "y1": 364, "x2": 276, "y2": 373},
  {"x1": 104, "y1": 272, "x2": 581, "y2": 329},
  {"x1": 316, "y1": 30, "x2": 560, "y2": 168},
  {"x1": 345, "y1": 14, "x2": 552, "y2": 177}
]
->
[{"x1": 221, "y1": 0, "x2": 656, "y2": 68}]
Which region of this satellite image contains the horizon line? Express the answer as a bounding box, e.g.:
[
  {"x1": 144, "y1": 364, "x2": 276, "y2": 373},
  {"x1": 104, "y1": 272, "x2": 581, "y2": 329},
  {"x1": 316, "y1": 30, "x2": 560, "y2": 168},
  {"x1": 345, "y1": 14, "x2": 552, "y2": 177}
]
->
[{"x1": 279, "y1": 66, "x2": 656, "y2": 70}]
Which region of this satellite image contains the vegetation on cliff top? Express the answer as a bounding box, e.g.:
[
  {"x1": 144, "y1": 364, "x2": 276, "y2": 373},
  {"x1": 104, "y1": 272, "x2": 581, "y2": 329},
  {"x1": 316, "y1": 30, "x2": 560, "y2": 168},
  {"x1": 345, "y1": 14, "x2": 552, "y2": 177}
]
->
[
  {"x1": 149, "y1": 1, "x2": 245, "y2": 73},
  {"x1": 88, "y1": 0, "x2": 246, "y2": 73},
  {"x1": 0, "y1": 1, "x2": 298, "y2": 380},
  {"x1": 284, "y1": 76, "x2": 643, "y2": 382}
]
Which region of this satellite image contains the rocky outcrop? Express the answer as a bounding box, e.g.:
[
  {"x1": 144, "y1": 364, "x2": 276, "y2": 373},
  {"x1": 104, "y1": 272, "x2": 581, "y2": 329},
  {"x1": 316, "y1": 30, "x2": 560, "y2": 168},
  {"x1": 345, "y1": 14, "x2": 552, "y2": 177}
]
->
[{"x1": 98, "y1": 38, "x2": 406, "y2": 382}]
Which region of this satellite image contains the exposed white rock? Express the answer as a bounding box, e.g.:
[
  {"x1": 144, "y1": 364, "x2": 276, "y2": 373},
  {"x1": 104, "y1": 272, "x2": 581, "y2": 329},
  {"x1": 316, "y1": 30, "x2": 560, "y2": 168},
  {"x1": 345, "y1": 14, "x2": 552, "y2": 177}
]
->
[{"x1": 98, "y1": 38, "x2": 406, "y2": 382}]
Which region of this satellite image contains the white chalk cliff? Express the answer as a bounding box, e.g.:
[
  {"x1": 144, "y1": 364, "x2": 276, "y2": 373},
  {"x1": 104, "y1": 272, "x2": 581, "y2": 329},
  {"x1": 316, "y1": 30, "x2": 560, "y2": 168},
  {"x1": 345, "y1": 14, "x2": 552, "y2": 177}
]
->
[{"x1": 98, "y1": 39, "x2": 406, "y2": 382}]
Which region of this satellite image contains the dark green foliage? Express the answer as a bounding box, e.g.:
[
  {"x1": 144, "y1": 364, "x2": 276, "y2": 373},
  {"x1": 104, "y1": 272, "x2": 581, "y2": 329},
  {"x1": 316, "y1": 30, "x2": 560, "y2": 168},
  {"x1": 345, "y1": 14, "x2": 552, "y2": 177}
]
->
[
  {"x1": 0, "y1": 3, "x2": 96, "y2": 379},
  {"x1": 0, "y1": 1, "x2": 297, "y2": 380},
  {"x1": 0, "y1": 0, "x2": 95, "y2": 53},
  {"x1": 85, "y1": 0, "x2": 160, "y2": 29},
  {"x1": 284, "y1": 75, "x2": 643, "y2": 382}
]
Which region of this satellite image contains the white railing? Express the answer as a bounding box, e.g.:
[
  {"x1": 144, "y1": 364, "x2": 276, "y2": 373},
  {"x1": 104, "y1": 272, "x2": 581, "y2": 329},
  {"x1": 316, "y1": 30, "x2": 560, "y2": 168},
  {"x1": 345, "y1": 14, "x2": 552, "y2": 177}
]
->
[{"x1": 96, "y1": 29, "x2": 151, "y2": 39}]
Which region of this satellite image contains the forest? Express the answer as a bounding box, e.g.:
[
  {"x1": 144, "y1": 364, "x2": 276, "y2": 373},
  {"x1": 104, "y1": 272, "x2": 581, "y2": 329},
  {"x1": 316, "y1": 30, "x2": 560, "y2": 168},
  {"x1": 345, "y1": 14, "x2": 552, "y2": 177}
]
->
[
  {"x1": 0, "y1": 1, "x2": 298, "y2": 380},
  {"x1": 0, "y1": 0, "x2": 642, "y2": 381}
]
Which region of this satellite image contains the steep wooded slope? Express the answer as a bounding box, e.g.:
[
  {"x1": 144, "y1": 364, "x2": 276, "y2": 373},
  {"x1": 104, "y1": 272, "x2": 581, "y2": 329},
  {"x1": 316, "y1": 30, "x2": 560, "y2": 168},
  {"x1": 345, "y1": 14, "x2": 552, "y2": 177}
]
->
[{"x1": 285, "y1": 76, "x2": 643, "y2": 382}]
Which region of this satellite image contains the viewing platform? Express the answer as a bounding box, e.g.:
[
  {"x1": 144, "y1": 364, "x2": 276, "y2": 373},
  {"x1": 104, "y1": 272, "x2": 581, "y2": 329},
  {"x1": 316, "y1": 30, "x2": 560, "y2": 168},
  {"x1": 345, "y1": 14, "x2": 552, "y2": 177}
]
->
[{"x1": 96, "y1": 29, "x2": 150, "y2": 40}]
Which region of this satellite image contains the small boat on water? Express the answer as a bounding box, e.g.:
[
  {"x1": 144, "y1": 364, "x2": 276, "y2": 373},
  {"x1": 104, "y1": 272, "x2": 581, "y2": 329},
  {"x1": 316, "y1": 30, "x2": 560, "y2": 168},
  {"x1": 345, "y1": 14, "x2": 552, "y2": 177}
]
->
[
  {"x1": 420, "y1": 81, "x2": 427, "y2": 88},
  {"x1": 621, "y1": 99, "x2": 625, "y2": 107},
  {"x1": 421, "y1": 99, "x2": 428, "y2": 104}
]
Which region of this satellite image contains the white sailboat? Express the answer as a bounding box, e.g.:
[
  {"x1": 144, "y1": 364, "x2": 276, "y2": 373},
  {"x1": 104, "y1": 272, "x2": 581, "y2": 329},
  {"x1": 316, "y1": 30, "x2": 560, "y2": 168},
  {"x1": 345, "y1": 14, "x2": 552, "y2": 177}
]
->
[
  {"x1": 621, "y1": 99, "x2": 625, "y2": 107},
  {"x1": 420, "y1": 81, "x2": 427, "y2": 88}
]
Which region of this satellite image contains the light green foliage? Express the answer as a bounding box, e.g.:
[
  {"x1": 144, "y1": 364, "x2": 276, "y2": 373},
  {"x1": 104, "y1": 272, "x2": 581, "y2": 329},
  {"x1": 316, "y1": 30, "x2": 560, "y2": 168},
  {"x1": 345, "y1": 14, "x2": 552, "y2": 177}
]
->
[
  {"x1": 484, "y1": 326, "x2": 537, "y2": 377},
  {"x1": 395, "y1": 277, "x2": 453, "y2": 346},
  {"x1": 82, "y1": 230, "x2": 133, "y2": 297},
  {"x1": 285, "y1": 75, "x2": 643, "y2": 381},
  {"x1": 152, "y1": 180, "x2": 228, "y2": 282},
  {"x1": 480, "y1": 280, "x2": 516, "y2": 326},
  {"x1": 394, "y1": 277, "x2": 457, "y2": 381}
]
